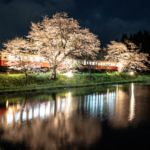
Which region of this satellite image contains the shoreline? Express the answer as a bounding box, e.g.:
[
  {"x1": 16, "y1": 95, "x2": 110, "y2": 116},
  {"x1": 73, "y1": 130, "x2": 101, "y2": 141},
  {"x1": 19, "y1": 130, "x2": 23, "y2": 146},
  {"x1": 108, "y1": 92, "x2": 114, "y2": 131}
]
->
[{"x1": 0, "y1": 79, "x2": 148, "y2": 94}]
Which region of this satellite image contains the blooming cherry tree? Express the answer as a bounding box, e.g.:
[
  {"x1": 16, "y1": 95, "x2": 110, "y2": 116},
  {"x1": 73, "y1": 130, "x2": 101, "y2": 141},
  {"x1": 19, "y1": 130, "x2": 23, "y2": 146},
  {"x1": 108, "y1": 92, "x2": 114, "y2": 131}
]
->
[
  {"x1": 3, "y1": 37, "x2": 40, "y2": 85},
  {"x1": 27, "y1": 12, "x2": 100, "y2": 79},
  {"x1": 105, "y1": 41, "x2": 150, "y2": 74}
]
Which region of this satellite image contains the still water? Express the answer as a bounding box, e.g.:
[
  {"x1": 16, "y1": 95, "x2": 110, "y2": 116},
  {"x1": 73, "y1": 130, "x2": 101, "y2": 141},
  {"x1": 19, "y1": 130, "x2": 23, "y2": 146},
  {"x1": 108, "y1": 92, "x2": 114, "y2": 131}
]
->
[{"x1": 0, "y1": 83, "x2": 150, "y2": 150}]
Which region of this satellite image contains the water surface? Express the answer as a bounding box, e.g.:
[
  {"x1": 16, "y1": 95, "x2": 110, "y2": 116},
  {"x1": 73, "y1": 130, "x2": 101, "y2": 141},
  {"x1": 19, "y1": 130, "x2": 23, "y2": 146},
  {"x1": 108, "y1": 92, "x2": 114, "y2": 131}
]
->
[{"x1": 0, "y1": 83, "x2": 150, "y2": 150}]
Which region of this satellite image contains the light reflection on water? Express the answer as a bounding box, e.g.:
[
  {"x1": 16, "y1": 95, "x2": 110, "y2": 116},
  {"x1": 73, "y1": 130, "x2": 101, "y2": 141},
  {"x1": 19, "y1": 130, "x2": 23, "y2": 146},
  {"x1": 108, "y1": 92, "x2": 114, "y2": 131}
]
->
[{"x1": 0, "y1": 83, "x2": 150, "y2": 150}]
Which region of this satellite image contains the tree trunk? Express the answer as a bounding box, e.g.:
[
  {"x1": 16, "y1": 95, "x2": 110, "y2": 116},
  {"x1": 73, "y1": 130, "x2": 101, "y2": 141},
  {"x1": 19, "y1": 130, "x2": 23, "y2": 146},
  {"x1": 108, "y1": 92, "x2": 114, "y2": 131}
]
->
[
  {"x1": 25, "y1": 69, "x2": 28, "y2": 86},
  {"x1": 89, "y1": 66, "x2": 91, "y2": 77},
  {"x1": 52, "y1": 65, "x2": 57, "y2": 79}
]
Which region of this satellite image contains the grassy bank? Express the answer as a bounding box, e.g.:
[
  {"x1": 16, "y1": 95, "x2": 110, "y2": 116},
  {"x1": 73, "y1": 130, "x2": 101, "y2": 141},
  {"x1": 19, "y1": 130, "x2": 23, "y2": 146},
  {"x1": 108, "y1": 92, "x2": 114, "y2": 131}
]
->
[{"x1": 0, "y1": 72, "x2": 150, "y2": 93}]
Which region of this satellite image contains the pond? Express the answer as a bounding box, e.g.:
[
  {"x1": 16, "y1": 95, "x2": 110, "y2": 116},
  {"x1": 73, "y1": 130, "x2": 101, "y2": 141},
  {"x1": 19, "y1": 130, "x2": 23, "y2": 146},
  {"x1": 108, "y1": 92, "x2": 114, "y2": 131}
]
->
[{"x1": 0, "y1": 83, "x2": 150, "y2": 150}]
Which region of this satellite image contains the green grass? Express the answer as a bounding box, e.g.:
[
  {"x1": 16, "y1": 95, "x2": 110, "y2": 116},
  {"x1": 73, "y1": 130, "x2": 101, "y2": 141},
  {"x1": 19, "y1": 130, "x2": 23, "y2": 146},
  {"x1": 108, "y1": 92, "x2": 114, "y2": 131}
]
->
[{"x1": 0, "y1": 72, "x2": 150, "y2": 93}]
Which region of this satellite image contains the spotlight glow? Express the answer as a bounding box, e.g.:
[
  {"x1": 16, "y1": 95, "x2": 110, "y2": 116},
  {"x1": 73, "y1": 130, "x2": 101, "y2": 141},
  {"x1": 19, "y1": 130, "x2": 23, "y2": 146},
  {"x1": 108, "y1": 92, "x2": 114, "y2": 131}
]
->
[
  {"x1": 66, "y1": 72, "x2": 72, "y2": 77},
  {"x1": 130, "y1": 72, "x2": 134, "y2": 75}
]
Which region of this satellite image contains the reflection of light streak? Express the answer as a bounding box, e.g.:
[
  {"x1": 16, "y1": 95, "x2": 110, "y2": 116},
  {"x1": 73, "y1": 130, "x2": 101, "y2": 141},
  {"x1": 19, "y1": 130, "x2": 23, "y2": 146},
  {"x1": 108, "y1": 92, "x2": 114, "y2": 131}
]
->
[
  {"x1": 129, "y1": 83, "x2": 135, "y2": 121},
  {"x1": 29, "y1": 109, "x2": 32, "y2": 120},
  {"x1": 107, "y1": 88, "x2": 109, "y2": 102},
  {"x1": 17, "y1": 104, "x2": 21, "y2": 110},
  {"x1": 22, "y1": 111, "x2": 27, "y2": 121},
  {"x1": 101, "y1": 94, "x2": 103, "y2": 109},
  {"x1": 66, "y1": 92, "x2": 71, "y2": 114},
  {"x1": 57, "y1": 99, "x2": 60, "y2": 112},
  {"x1": 40, "y1": 103, "x2": 45, "y2": 118},
  {"x1": 116, "y1": 85, "x2": 118, "y2": 99},
  {"x1": 46, "y1": 102, "x2": 50, "y2": 117},
  {"x1": 15, "y1": 111, "x2": 20, "y2": 122},
  {"x1": 61, "y1": 98, "x2": 65, "y2": 112},
  {"x1": 8, "y1": 107, "x2": 13, "y2": 113},
  {"x1": 108, "y1": 92, "x2": 116, "y2": 120},
  {"x1": 6, "y1": 100, "x2": 9, "y2": 108},
  {"x1": 51, "y1": 101, "x2": 55, "y2": 115},
  {"x1": 100, "y1": 94, "x2": 103, "y2": 119},
  {"x1": 34, "y1": 107, "x2": 39, "y2": 118},
  {"x1": 7, "y1": 114, "x2": 13, "y2": 124},
  {"x1": 1, "y1": 116, "x2": 4, "y2": 123}
]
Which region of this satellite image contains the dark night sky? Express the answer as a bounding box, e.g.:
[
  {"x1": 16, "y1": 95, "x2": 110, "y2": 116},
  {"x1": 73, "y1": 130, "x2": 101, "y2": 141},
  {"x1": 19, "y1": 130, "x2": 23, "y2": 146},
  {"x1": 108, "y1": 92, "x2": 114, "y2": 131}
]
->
[{"x1": 0, "y1": 0, "x2": 150, "y2": 49}]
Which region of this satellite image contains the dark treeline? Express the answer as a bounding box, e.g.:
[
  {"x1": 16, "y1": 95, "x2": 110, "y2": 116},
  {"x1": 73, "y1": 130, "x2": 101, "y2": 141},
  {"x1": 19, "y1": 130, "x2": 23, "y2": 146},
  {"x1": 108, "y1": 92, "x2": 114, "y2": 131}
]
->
[{"x1": 120, "y1": 30, "x2": 150, "y2": 54}]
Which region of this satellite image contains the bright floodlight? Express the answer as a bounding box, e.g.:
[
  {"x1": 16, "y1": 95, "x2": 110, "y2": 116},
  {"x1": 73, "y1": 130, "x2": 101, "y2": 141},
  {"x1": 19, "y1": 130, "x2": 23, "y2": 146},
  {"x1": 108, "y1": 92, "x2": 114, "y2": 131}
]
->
[
  {"x1": 66, "y1": 72, "x2": 73, "y2": 77},
  {"x1": 130, "y1": 72, "x2": 134, "y2": 75}
]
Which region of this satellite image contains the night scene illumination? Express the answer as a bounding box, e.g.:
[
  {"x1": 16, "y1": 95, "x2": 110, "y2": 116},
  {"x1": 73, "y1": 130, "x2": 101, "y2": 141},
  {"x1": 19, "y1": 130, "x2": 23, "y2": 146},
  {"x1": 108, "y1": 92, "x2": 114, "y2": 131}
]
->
[
  {"x1": 66, "y1": 72, "x2": 73, "y2": 77},
  {"x1": 0, "y1": 0, "x2": 150, "y2": 150}
]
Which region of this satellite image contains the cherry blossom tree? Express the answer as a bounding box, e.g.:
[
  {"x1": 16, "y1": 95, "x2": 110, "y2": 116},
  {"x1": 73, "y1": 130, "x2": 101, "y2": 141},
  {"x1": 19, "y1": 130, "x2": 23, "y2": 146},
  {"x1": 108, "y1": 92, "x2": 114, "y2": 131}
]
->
[
  {"x1": 105, "y1": 40, "x2": 150, "y2": 74},
  {"x1": 27, "y1": 12, "x2": 100, "y2": 79},
  {"x1": 2, "y1": 37, "x2": 40, "y2": 85},
  {"x1": 56, "y1": 59, "x2": 83, "y2": 74}
]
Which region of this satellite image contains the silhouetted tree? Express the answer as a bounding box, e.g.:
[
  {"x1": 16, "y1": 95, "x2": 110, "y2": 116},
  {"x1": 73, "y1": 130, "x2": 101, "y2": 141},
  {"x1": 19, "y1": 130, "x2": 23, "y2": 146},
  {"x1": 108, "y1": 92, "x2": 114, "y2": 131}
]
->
[
  {"x1": 121, "y1": 34, "x2": 128, "y2": 43},
  {"x1": 121, "y1": 30, "x2": 150, "y2": 55}
]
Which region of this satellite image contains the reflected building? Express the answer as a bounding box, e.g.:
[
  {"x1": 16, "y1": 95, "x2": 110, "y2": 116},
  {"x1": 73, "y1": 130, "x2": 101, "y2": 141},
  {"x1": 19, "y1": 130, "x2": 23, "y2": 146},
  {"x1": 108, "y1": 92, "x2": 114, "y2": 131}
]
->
[
  {"x1": 0, "y1": 92, "x2": 101, "y2": 150},
  {"x1": 0, "y1": 92, "x2": 74, "y2": 128},
  {"x1": 0, "y1": 83, "x2": 149, "y2": 129}
]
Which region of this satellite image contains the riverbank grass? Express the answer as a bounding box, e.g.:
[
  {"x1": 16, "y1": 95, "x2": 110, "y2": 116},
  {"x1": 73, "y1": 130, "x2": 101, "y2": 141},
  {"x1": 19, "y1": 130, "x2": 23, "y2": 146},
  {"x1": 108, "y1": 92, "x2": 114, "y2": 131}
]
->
[{"x1": 0, "y1": 72, "x2": 150, "y2": 92}]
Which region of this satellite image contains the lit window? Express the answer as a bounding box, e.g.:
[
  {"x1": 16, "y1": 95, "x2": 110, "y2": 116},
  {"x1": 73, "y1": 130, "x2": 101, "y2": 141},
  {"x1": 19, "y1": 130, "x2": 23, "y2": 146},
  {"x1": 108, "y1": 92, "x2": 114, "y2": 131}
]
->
[
  {"x1": 9, "y1": 55, "x2": 15, "y2": 60},
  {"x1": 84, "y1": 60, "x2": 86, "y2": 65},
  {"x1": 46, "y1": 58, "x2": 50, "y2": 62},
  {"x1": 17, "y1": 56, "x2": 22, "y2": 60},
  {"x1": 35, "y1": 57, "x2": 39, "y2": 62},
  {"x1": 87, "y1": 61, "x2": 88, "y2": 64},
  {"x1": 78, "y1": 61, "x2": 80, "y2": 64},
  {"x1": 24, "y1": 56, "x2": 28, "y2": 60},
  {"x1": 101, "y1": 62, "x2": 102, "y2": 65},
  {"x1": 106, "y1": 63, "x2": 107, "y2": 66},
  {"x1": 93, "y1": 62, "x2": 95, "y2": 65},
  {"x1": 4, "y1": 55, "x2": 7, "y2": 59},
  {"x1": 89, "y1": 61, "x2": 91, "y2": 65},
  {"x1": 103, "y1": 63, "x2": 105, "y2": 66},
  {"x1": 30, "y1": 57, "x2": 33, "y2": 61},
  {"x1": 98, "y1": 63, "x2": 100, "y2": 65},
  {"x1": 41, "y1": 57, "x2": 45, "y2": 62}
]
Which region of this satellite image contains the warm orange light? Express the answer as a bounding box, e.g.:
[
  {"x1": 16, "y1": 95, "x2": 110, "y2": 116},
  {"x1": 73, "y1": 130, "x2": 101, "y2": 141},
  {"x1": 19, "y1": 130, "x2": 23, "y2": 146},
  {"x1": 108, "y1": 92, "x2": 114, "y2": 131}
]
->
[{"x1": 6, "y1": 100, "x2": 9, "y2": 108}]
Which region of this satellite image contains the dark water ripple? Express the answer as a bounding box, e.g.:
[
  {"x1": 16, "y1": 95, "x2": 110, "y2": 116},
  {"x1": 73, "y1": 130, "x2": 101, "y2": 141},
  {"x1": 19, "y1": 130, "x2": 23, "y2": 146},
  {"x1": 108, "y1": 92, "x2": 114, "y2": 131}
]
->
[{"x1": 0, "y1": 83, "x2": 150, "y2": 150}]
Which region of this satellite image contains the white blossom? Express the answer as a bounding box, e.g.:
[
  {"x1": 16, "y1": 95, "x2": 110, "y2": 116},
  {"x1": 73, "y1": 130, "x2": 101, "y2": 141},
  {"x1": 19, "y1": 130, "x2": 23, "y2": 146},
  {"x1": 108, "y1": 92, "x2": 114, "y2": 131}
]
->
[
  {"x1": 27, "y1": 12, "x2": 100, "y2": 78},
  {"x1": 105, "y1": 40, "x2": 150, "y2": 73}
]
